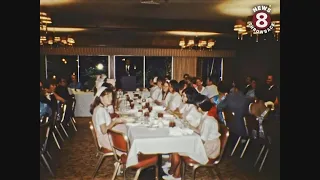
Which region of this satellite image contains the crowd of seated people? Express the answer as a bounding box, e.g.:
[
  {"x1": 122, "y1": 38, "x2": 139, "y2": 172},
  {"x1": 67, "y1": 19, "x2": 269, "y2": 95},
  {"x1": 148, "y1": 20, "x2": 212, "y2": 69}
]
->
[{"x1": 41, "y1": 70, "x2": 279, "y2": 180}]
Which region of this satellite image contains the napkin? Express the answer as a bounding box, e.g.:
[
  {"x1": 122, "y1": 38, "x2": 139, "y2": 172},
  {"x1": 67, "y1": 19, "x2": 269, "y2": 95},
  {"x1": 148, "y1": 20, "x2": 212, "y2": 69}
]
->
[
  {"x1": 153, "y1": 106, "x2": 165, "y2": 112},
  {"x1": 127, "y1": 109, "x2": 138, "y2": 114},
  {"x1": 169, "y1": 127, "x2": 193, "y2": 136}
]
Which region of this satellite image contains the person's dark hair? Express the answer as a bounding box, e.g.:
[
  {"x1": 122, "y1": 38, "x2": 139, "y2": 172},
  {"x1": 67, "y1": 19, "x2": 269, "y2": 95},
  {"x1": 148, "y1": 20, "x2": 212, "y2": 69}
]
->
[
  {"x1": 169, "y1": 80, "x2": 179, "y2": 92},
  {"x1": 157, "y1": 77, "x2": 165, "y2": 84},
  {"x1": 165, "y1": 75, "x2": 171, "y2": 80},
  {"x1": 217, "y1": 81, "x2": 228, "y2": 93},
  {"x1": 90, "y1": 83, "x2": 113, "y2": 114},
  {"x1": 183, "y1": 74, "x2": 190, "y2": 79},
  {"x1": 42, "y1": 79, "x2": 56, "y2": 89},
  {"x1": 178, "y1": 80, "x2": 188, "y2": 90},
  {"x1": 208, "y1": 76, "x2": 218, "y2": 85},
  {"x1": 195, "y1": 94, "x2": 213, "y2": 112},
  {"x1": 182, "y1": 87, "x2": 199, "y2": 104},
  {"x1": 190, "y1": 77, "x2": 197, "y2": 84}
]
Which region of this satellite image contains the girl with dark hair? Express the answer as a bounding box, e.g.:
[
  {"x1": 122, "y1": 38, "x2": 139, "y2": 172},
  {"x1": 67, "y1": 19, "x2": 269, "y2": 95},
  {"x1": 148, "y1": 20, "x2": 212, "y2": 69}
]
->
[
  {"x1": 162, "y1": 95, "x2": 221, "y2": 180},
  {"x1": 90, "y1": 85, "x2": 124, "y2": 153},
  {"x1": 180, "y1": 87, "x2": 202, "y2": 127},
  {"x1": 155, "y1": 81, "x2": 171, "y2": 107},
  {"x1": 166, "y1": 80, "x2": 182, "y2": 112}
]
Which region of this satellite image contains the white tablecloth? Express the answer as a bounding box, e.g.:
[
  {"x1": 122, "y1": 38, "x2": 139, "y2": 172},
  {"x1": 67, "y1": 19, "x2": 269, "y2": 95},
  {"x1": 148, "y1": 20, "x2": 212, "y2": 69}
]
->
[
  {"x1": 74, "y1": 92, "x2": 94, "y2": 117},
  {"x1": 125, "y1": 120, "x2": 208, "y2": 167}
]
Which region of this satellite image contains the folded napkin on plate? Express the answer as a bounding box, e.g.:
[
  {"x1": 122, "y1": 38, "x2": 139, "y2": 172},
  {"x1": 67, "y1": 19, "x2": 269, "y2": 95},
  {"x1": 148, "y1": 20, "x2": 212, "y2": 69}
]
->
[
  {"x1": 169, "y1": 127, "x2": 193, "y2": 136},
  {"x1": 126, "y1": 109, "x2": 138, "y2": 114},
  {"x1": 153, "y1": 106, "x2": 165, "y2": 112}
]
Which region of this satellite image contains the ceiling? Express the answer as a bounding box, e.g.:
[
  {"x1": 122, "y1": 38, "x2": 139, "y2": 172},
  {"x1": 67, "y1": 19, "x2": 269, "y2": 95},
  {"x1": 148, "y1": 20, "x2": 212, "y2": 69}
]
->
[{"x1": 40, "y1": 0, "x2": 280, "y2": 48}]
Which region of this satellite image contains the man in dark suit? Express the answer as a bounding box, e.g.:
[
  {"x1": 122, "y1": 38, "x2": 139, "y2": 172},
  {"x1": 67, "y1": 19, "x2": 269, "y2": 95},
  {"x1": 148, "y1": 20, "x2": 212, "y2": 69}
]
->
[
  {"x1": 123, "y1": 59, "x2": 136, "y2": 76},
  {"x1": 263, "y1": 74, "x2": 279, "y2": 106},
  {"x1": 243, "y1": 76, "x2": 252, "y2": 95},
  {"x1": 40, "y1": 80, "x2": 58, "y2": 115},
  {"x1": 217, "y1": 84, "x2": 250, "y2": 137}
]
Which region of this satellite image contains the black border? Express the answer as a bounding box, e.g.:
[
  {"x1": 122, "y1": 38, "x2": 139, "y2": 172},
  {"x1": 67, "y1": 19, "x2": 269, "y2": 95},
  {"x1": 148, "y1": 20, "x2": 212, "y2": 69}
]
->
[{"x1": 0, "y1": 0, "x2": 38, "y2": 178}]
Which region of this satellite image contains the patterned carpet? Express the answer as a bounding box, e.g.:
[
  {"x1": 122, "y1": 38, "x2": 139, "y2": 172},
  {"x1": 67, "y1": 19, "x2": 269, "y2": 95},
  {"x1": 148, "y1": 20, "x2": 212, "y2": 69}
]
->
[{"x1": 40, "y1": 118, "x2": 280, "y2": 180}]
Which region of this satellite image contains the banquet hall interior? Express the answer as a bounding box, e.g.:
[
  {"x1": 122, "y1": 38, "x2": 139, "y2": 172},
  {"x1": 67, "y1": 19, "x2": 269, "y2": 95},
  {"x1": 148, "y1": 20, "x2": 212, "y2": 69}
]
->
[{"x1": 40, "y1": 0, "x2": 280, "y2": 180}]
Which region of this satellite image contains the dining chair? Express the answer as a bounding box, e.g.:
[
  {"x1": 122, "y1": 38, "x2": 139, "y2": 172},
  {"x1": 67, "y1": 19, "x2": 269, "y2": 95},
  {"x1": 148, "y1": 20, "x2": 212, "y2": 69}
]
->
[
  {"x1": 50, "y1": 111, "x2": 63, "y2": 150},
  {"x1": 40, "y1": 116, "x2": 54, "y2": 177},
  {"x1": 89, "y1": 121, "x2": 114, "y2": 178},
  {"x1": 107, "y1": 129, "x2": 158, "y2": 180},
  {"x1": 57, "y1": 103, "x2": 70, "y2": 138},
  {"x1": 222, "y1": 110, "x2": 250, "y2": 157},
  {"x1": 68, "y1": 95, "x2": 78, "y2": 132},
  {"x1": 181, "y1": 123, "x2": 230, "y2": 180}
]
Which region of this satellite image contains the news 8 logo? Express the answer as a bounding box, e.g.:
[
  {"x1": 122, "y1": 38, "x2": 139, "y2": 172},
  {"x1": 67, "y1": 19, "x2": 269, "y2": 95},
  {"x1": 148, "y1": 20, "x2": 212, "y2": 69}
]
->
[{"x1": 248, "y1": 5, "x2": 275, "y2": 34}]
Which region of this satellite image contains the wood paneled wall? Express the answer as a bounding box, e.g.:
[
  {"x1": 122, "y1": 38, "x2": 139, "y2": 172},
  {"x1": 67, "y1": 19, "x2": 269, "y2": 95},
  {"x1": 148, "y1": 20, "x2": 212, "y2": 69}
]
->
[{"x1": 40, "y1": 47, "x2": 235, "y2": 57}]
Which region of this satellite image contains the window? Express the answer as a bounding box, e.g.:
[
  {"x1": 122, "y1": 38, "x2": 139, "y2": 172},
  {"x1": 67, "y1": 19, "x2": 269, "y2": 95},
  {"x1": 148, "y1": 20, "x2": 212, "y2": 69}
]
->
[
  {"x1": 79, "y1": 56, "x2": 109, "y2": 90},
  {"x1": 40, "y1": 54, "x2": 46, "y2": 80},
  {"x1": 46, "y1": 55, "x2": 79, "y2": 82},
  {"x1": 197, "y1": 57, "x2": 223, "y2": 85},
  {"x1": 145, "y1": 56, "x2": 172, "y2": 87},
  {"x1": 115, "y1": 56, "x2": 144, "y2": 89}
]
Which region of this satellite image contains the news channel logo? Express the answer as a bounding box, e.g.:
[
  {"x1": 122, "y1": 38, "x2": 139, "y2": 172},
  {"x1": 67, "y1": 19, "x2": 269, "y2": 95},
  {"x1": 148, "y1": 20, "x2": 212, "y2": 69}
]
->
[{"x1": 247, "y1": 5, "x2": 275, "y2": 34}]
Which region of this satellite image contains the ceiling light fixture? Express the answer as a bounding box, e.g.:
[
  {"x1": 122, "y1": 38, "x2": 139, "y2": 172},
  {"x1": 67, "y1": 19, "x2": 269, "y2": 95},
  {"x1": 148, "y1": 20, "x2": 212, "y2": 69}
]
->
[
  {"x1": 234, "y1": 18, "x2": 280, "y2": 42},
  {"x1": 40, "y1": 12, "x2": 76, "y2": 47},
  {"x1": 179, "y1": 37, "x2": 216, "y2": 51}
]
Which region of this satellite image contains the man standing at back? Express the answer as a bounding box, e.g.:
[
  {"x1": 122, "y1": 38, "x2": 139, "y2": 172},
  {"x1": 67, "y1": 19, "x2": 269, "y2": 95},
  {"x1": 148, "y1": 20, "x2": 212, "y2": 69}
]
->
[{"x1": 217, "y1": 84, "x2": 250, "y2": 137}]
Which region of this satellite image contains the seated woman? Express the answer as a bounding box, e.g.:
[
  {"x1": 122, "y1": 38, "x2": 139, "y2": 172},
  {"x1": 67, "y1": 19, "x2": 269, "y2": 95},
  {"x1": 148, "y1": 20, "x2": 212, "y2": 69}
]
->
[
  {"x1": 162, "y1": 95, "x2": 221, "y2": 180},
  {"x1": 155, "y1": 81, "x2": 171, "y2": 107},
  {"x1": 180, "y1": 87, "x2": 202, "y2": 127},
  {"x1": 166, "y1": 80, "x2": 182, "y2": 112},
  {"x1": 151, "y1": 77, "x2": 164, "y2": 102},
  {"x1": 90, "y1": 84, "x2": 124, "y2": 153}
]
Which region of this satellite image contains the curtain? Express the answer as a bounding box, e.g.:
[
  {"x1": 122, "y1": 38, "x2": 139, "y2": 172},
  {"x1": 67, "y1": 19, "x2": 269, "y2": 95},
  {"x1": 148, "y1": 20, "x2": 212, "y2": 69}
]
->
[{"x1": 173, "y1": 57, "x2": 197, "y2": 81}]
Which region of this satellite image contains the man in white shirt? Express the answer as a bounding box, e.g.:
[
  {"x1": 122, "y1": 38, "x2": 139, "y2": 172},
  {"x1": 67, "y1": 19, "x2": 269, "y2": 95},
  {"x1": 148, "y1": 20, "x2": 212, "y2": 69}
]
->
[{"x1": 205, "y1": 76, "x2": 219, "y2": 99}]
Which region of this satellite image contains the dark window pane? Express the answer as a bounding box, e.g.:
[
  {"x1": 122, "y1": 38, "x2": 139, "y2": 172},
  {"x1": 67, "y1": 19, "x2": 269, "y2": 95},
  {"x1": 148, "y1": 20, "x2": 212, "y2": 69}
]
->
[
  {"x1": 145, "y1": 56, "x2": 172, "y2": 87},
  {"x1": 197, "y1": 57, "x2": 223, "y2": 85},
  {"x1": 46, "y1": 55, "x2": 78, "y2": 82},
  {"x1": 40, "y1": 54, "x2": 46, "y2": 81},
  {"x1": 79, "y1": 56, "x2": 109, "y2": 90}
]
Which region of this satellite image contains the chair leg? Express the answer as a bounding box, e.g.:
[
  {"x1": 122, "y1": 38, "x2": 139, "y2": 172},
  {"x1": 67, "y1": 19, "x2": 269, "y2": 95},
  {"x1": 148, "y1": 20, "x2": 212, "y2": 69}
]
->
[
  {"x1": 259, "y1": 148, "x2": 269, "y2": 172},
  {"x1": 254, "y1": 145, "x2": 265, "y2": 167},
  {"x1": 60, "y1": 123, "x2": 70, "y2": 138},
  {"x1": 52, "y1": 132, "x2": 61, "y2": 150},
  {"x1": 55, "y1": 126, "x2": 65, "y2": 141},
  {"x1": 72, "y1": 116, "x2": 77, "y2": 124},
  {"x1": 92, "y1": 155, "x2": 105, "y2": 178},
  {"x1": 111, "y1": 162, "x2": 120, "y2": 180},
  {"x1": 240, "y1": 139, "x2": 251, "y2": 158},
  {"x1": 192, "y1": 166, "x2": 199, "y2": 180},
  {"x1": 133, "y1": 168, "x2": 142, "y2": 180},
  {"x1": 181, "y1": 162, "x2": 186, "y2": 180},
  {"x1": 231, "y1": 137, "x2": 241, "y2": 156},
  {"x1": 46, "y1": 151, "x2": 52, "y2": 160},
  {"x1": 155, "y1": 164, "x2": 159, "y2": 180},
  {"x1": 70, "y1": 117, "x2": 78, "y2": 131},
  {"x1": 41, "y1": 154, "x2": 54, "y2": 177}
]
